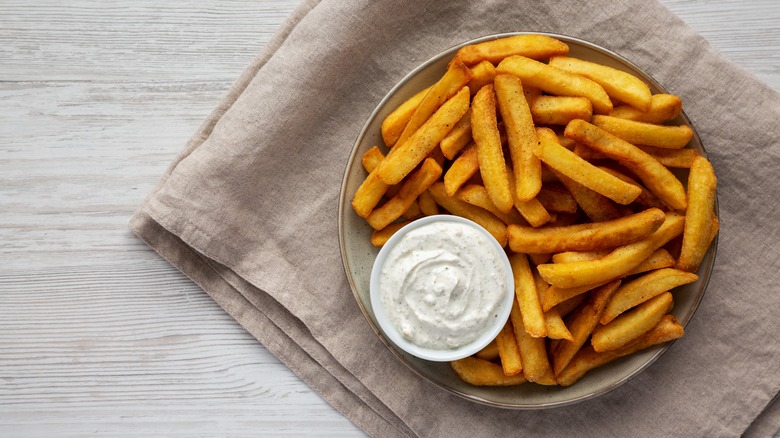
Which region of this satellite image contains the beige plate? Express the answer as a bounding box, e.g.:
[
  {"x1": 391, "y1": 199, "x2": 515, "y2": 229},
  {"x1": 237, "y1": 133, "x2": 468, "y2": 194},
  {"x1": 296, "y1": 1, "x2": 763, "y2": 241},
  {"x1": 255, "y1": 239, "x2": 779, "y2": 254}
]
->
[{"x1": 338, "y1": 32, "x2": 717, "y2": 409}]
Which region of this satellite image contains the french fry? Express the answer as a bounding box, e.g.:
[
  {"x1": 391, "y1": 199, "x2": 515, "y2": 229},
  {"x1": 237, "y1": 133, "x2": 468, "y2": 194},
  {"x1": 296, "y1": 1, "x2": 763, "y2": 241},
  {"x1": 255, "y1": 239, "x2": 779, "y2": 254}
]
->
[
  {"x1": 381, "y1": 86, "x2": 432, "y2": 147},
  {"x1": 527, "y1": 252, "x2": 551, "y2": 266},
  {"x1": 533, "y1": 270, "x2": 572, "y2": 340},
  {"x1": 395, "y1": 60, "x2": 472, "y2": 148},
  {"x1": 509, "y1": 253, "x2": 547, "y2": 338},
  {"x1": 362, "y1": 146, "x2": 385, "y2": 172},
  {"x1": 542, "y1": 279, "x2": 610, "y2": 312},
  {"x1": 554, "y1": 293, "x2": 588, "y2": 318},
  {"x1": 534, "y1": 127, "x2": 642, "y2": 205},
  {"x1": 496, "y1": 55, "x2": 613, "y2": 114},
  {"x1": 637, "y1": 145, "x2": 697, "y2": 168},
  {"x1": 531, "y1": 95, "x2": 593, "y2": 125},
  {"x1": 377, "y1": 87, "x2": 470, "y2": 185},
  {"x1": 427, "y1": 182, "x2": 508, "y2": 246},
  {"x1": 444, "y1": 143, "x2": 479, "y2": 196},
  {"x1": 450, "y1": 356, "x2": 527, "y2": 386},
  {"x1": 475, "y1": 339, "x2": 500, "y2": 361},
  {"x1": 417, "y1": 190, "x2": 439, "y2": 216},
  {"x1": 401, "y1": 200, "x2": 422, "y2": 220},
  {"x1": 467, "y1": 60, "x2": 496, "y2": 95},
  {"x1": 592, "y1": 115, "x2": 693, "y2": 149},
  {"x1": 456, "y1": 34, "x2": 569, "y2": 65},
  {"x1": 536, "y1": 186, "x2": 578, "y2": 213},
  {"x1": 510, "y1": 300, "x2": 556, "y2": 384},
  {"x1": 601, "y1": 268, "x2": 698, "y2": 324},
  {"x1": 370, "y1": 221, "x2": 410, "y2": 246},
  {"x1": 537, "y1": 212, "x2": 685, "y2": 288},
  {"x1": 552, "y1": 250, "x2": 611, "y2": 264},
  {"x1": 352, "y1": 171, "x2": 390, "y2": 218},
  {"x1": 495, "y1": 74, "x2": 542, "y2": 202},
  {"x1": 557, "y1": 314, "x2": 684, "y2": 386},
  {"x1": 456, "y1": 184, "x2": 527, "y2": 225},
  {"x1": 591, "y1": 292, "x2": 674, "y2": 352},
  {"x1": 506, "y1": 169, "x2": 551, "y2": 227},
  {"x1": 496, "y1": 320, "x2": 523, "y2": 376},
  {"x1": 472, "y1": 85, "x2": 514, "y2": 213},
  {"x1": 678, "y1": 156, "x2": 718, "y2": 271},
  {"x1": 626, "y1": 248, "x2": 676, "y2": 275},
  {"x1": 564, "y1": 119, "x2": 687, "y2": 210},
  {"x1": 609, "y1": 94, "x2": 683, "y2": 124},
  {"x1": 367, "y1": 158, "x2": 443, "y2": 230},
  {"x1": 551, "y1": 280, "x2": 621, "y2": 375},
  {"x1": 553, "y1": 170, "x2": 622, "y2": 222},
  {"x1": 440, "y1": 109, "x2": 472, "y2": 161},
  {"x1": 548, "y1": 56, "x2": 652, "y2": 111},
  {"x1": 523, "y1": 86, "x2": 542, "y2": 108},
  {"x1": 598, "y1": 165, "x2": 667, "y2": 210},
  {"x1": 508, "y1": 208, "x2": 665, "y2": 254}
]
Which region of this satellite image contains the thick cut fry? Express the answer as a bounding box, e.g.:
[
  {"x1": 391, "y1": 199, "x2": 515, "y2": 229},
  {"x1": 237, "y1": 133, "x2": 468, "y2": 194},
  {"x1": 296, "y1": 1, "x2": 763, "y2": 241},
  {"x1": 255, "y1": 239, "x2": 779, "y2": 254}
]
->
[
  {"x1": 557, "y1": 314, "x2": 684, "y2": 386},
  {"x1": 638, "y1": 145, "x2": 697, "y2": 168},
  {"x1": 440, "y1": 109, "x2": 472, "y2": 159},
  {"x1": 592, "y1": 115, "x2": 693, "y2": 149},
  {"x1": 456, "y1": 34, "x2": 569, "y2": 65},
  {"x1": 467, "y1": 60, "x2": 496, "y2": 95},
  {"x1": 381, "y1": 86, "x2": 432, "y2": 147},
  {"x1": 475, "y1": 339, "x2": 500, "y2": 361},
  {"x1": 472, "y1": 85, "x2": 514, "y2": 213},
  {"x1": 609, "y1": 94, "x2": 683, "y2": 124},
  {"x1": 531, "y1": 95, "x2": 593, "y2": 125},
  {"x1": 598, "y1": 166, "x2": 667, "y2": 210},
  {"x1": 451, "y1": 357, "x2": 527, "y2": 386},
  {"x1": 678, "y1": 156, "x2": 718, "y2": 272},
  {"x1": 534, "y1": 127, "x2": 642, "y2": 205},
  {"x1": 564, "y1": 119, "x2": 687, "y2": 210},
  {"x1": 427, "y1": 182, "x2": 508, "y2": 246},
  {"x1": 533, "y1": 270, "x2": 573, "y2": 340},
  {"x1": 549, "y1": 56, "x2": 652, "y2": 111},
  {"x1": 510, "y1": 300, "x2": 556, "y2": 384},
  {"x1": 401, "y1": 199, "x2": 422, "y2": 220},
  {"x1": 535, "y1": 186, "x2": 578, "y2": 213},
  {"x1": 505, "y1": 169, "x2": 551, "y2": 227},
  {"x1": 551, "y1": 280, "x2": 621, "y2": 375},
  {"x1": 395, "y1": 61, "x2": 472, "y2": 148},
  {"x1": 496, "y1": 55, "x2": 613, "y2": 114},
  {"x1": 494, "y1": 74, "x2": 542, "y2": 202},
  {"x1": 362, "y1": 146, "x2": 385, "y2": 172},
  {"x1": 456, "y1": 184, "x2": 526, "y2": 225},
  {"x1": 367, "y1": 158, "x2": 443, "y2": 230},
  {"x1": 601, "y1": 268, "x2": 698, "y2": 324},
  {"x1": 444, "y1": 143, "x2": 479, "y2": 196},
  {"x1": 626, "y1": 248, "x2": 676, "y2": 275},
  {"x1": 508, "y1": 208, "x2": 665, "y2": 254},
  {"x1": 370, "y1": 221, "x2": 410, "y2": 246},
  {"x1": 537, "y1": 212, "x2": 685, "y2": 288},
  {"x1": 552, "y1": 250, "x2": 611, "y2": 264},
  {"x1": 509, "y1": 253, "x2": 546, "y2": 338},
  {"x1": 496, "y1": 320, "x2": 523, "y2": 376},
  {"x1": 417, "y1": 190, "x2": 439, "y2": 216},
  {"x1": 377, "y1": 87, "x2": 470, "y2": 185},
  {"x1": 591, "y1": 292, "x2": 673, "y2": 352},
  {"x1": 553, "y1": 170, "x2": 622, "y2": 222},
  {"x1": 523, "y1": 86, "x2": 542, "y2": 108},
  {"x1": 352, "y1": 171, "x2": 390, "y2": 218}
]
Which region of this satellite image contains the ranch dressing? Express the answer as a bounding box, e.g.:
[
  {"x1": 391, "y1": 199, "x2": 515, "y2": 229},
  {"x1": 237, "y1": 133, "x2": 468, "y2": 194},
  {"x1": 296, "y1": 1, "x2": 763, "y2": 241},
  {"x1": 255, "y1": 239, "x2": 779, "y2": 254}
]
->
[{"x1": 378, "y1": 220, "x2": 509, "y2": 350}]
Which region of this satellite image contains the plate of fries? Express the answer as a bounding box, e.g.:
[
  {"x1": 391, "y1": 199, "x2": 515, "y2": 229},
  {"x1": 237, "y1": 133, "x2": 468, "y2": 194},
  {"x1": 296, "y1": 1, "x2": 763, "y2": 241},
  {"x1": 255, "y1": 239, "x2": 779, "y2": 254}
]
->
[{"x1": 338, "y1": 33, "x2": 718, "y2": 408}]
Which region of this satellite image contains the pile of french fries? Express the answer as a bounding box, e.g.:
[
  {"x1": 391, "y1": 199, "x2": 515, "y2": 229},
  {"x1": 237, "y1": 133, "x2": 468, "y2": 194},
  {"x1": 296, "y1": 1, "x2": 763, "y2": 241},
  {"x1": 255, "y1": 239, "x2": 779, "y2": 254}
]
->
[{"x1": 352, "y1": 34, "x2": 718, "y2": 387}]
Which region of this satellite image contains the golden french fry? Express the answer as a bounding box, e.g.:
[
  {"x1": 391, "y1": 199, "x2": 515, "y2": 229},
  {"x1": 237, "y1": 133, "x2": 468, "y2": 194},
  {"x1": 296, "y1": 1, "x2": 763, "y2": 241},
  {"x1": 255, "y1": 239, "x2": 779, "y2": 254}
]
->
[
  {"x1": 552, "y1": 250, "x2": 611, "y2": 264},
  {"x1": 508, "y1": 208, "x2": 665, "y2": 254},
  {"x1": 626, "y1": 248, "x2": 676, "y2": 275},
  {"x1": 678, "y1": 156, "x2": 718, "y2": 272},
  {"x1": 533, "y1": 269, "x2": 571, "y2": 340},
  {"x1": 381, "y1": 86, "x2": 432, "y2": 147},
  {"x1": 523, "y1": 86, "x2": 542, "y2": 108},
  {"x1": 537, "y1": 212, "x2": 685, "y2": 288},
  {"x1": 531, "y1": 95, "x2": 593, "y2": 125},
  {"x1": 472, "y1": 85, "x2": 514, "y2": 213},
  {"x1": 598, "y1": 166, "x2": 667, "y2": 210},
  {"x1": 456, "y1": 184, "x2": 526, "y2": 225},
  {"x1": 496, "y1": 55, "x2": 612, "y2": 114},
  {"x1": 506, "y1": 169, "x2": 551, "y2": 227},
  {"x1": 601, "y1": 268, "x2": 698, "y2": 324},
  {"x1": 450, "y1": 356, "x2": 527, "y2": 386},
  {"x1": 609, "y1": 94, "x2": 682, "y2": 124},
  {"x1": 467, "y1": 60, "x2": 496, "y2": 95},
  {"x1": 440, "y1": 109, "x2": 472, "y2": 160},
  {"x1": 377, "y1": 87, "x2": 470, "y2": 185},
  {"x1": 553, "y1": 170, "x2": 622, "y2": 222},
  {"x1": 370, "y1": 221, "x2": 410, "y2": 246},
  {"x1": 535, "y1": 186, "x2": 578, "y2": 214},
  {"x1": 443, "y1": 143, "x2": 479, "y2": 196},
  {"x1": 427, "y1": 182, "x2": 508, "y2": 246},
  {"x1": 367, "y1": 158, "x2": 443, "y2": 230},
  {"x1": 496, "y1": 320, "x2": 523, "y2": 376},
  {"x1": 352, "y1": 171, "x2": 390, "y2": 218},
  {"x1": 551, "y1": 280, "x2": 621, "y2": 375},
  {"x1": 564, "y1": 119, "x2": 687, "y2": 210},
  {"x1": 417, "y1": 190, "x2": 439, "y2": 216},
  {"x1": 401, "y1": 200, "x2": 422, "y2": 220},
  {"x1": 592, "y1": 115, "x2": 693, "y2": 149},
  {"x1": 475, "y1": 339, "x2": 500, "y2": 361},
  {"x1": 548, "y1": 56, "x2": 652, "y2": 112},
  {"x1": 509, "y1": 253, "x2": 546, "y2": 338},
  {"x1": 456, "y1": 34, "x2": 569, "y2": 65},
  {"x1": 591, "y1": 292, "x2": 673, "y2": 352},
  {"x1": 395, "y1": 60, "x2": 472, "y2": 148},
  {"x1": 527, "y1": 252, "x2": 551, "y2": 265},
  {"x1": 534, "y1": 127, "x2": 642, "y2": 205},
  {"x1": 362, "y1": 146, "x2": 385, "y2": 172},
  {"x1": 637, "y1": 145, "x2": 697, "y2": 168},
  {"x1": 510, "y1": 300, "x2": 556, "y2": 384},
  {"x1": 542, "y1": 280, "x2": 610, "y2": 312},
  {"x1": 494, "y1": 74, "x2": 542, "y2": 202},
  {"x1": 554, "y1": 293, "x2": 588, "y2": 318},
  {"x1": 557, "y1": 314, "x2": 684, "y2": 386}
]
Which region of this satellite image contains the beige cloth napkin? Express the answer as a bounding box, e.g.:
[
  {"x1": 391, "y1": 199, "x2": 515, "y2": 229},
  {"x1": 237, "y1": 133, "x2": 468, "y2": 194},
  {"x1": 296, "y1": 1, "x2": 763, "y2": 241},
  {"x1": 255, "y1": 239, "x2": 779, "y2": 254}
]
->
[{"x1": 130, "y1": 0, "x2": 780, "y2": 436}]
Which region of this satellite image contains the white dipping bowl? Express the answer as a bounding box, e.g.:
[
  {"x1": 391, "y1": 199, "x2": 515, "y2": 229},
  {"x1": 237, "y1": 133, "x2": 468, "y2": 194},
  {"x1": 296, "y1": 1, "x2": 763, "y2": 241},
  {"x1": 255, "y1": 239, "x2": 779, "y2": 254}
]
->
[{"x1": 369, "y1": 215, "x2": 515, "y2": 362}]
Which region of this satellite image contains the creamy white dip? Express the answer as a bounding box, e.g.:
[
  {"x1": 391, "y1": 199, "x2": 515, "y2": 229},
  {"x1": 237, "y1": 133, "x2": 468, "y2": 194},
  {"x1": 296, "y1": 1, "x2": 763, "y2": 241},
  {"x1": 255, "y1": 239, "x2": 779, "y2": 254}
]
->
[{"x1": 378, "y1": 220, "x2": 509, "y2": 350}]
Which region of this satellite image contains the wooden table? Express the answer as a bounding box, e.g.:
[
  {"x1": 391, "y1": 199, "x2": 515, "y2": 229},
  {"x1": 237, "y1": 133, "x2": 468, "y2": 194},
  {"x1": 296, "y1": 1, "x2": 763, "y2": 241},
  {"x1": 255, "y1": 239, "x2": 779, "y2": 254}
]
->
[{"x1": 1, "y1": 1, "x2": 778, "y2": 435}]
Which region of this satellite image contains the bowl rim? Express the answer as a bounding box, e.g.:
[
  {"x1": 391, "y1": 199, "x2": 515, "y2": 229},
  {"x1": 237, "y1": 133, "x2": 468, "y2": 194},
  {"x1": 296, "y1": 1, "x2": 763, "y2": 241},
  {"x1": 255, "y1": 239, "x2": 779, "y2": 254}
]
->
[{"x1": 338, "y1": 31, "x2": 718, "y2": 409}]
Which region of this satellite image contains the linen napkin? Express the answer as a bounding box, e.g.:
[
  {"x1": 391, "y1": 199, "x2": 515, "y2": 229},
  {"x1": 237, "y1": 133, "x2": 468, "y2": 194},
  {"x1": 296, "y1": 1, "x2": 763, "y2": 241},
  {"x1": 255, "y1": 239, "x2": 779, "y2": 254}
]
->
[{"x1": 130, "y1": 0, "x2": 780, "y2": 436}]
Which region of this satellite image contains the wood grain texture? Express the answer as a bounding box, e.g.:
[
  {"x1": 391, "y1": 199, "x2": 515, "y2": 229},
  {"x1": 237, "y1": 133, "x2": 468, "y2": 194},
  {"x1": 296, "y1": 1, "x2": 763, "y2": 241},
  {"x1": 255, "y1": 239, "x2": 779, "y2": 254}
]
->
[{"x1": 0, "y1": 0, "x2": 777, "y2": 436}]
